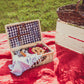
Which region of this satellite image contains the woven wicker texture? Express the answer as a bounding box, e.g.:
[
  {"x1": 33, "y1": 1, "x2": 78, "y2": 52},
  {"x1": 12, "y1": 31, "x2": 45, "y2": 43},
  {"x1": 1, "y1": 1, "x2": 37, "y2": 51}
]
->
[{"x1": 57, "y1": 0, "x2": 84, "y2": 26}]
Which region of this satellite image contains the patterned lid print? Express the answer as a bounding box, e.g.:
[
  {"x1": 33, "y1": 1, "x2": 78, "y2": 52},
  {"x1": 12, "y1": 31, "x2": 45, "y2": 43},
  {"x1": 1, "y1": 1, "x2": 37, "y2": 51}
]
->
[{"x1": 6, "y1": 20, "x2": 41, "y2": 48}]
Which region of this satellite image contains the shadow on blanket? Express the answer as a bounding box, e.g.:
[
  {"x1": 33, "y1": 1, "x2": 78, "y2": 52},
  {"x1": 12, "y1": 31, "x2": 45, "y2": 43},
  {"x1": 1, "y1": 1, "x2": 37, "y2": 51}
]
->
[
  {"x1": 55, "y1": 44, "x2": 84, "y2": 84},
  {"x1": 0, "y1": 58, "x2": 59, "y2": 84}
]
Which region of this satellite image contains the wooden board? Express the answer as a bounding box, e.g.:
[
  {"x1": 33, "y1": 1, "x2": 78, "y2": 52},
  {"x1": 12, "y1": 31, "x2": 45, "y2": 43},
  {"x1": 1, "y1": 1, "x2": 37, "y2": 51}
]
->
[
  {"x1": 56, "y1": 19, "x2": 84, "y2": 41},
  {"x1": 55, "y1": 19, "x2": 84, "y2": 54}
]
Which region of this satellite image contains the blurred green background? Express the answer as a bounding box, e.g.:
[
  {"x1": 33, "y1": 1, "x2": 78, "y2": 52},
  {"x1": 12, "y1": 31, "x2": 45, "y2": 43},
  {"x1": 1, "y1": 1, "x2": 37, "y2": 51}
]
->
[{"x1": 0, "y1": 0, "x2": 77, "y2": 33}]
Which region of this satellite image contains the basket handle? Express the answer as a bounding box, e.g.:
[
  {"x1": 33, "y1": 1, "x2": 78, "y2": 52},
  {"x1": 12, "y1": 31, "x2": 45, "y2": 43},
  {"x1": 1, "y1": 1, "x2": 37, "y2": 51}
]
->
[
  {"x1": 76, "y1": 0, "x2": 84, "y2": 18},
  {"x1": 75, "y1": 0, "x2": 81, "y2": 12}
]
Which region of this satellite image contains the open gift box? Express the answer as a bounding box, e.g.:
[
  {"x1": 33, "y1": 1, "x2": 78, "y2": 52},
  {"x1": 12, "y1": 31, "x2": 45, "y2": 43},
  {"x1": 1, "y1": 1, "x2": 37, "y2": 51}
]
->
[{"x1": 5, "y1": 20, "x2": 54, "y2": 68}]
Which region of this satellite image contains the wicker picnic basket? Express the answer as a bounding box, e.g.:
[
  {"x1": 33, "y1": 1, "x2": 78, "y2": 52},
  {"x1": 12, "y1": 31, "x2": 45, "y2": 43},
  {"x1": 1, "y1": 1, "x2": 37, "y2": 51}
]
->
[
  {"x1": 5, "y1": 20, "x2": 54, "y2": 68},
  {"x1": 57, "y1": 0, "x2": 84, "y2": 26}
]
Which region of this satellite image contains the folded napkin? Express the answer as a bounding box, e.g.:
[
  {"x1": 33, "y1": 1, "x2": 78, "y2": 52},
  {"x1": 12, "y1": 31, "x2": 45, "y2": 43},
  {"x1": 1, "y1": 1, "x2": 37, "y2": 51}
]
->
[{"x1": 8, "y1": 52, "x2": 42, "y2": 76}]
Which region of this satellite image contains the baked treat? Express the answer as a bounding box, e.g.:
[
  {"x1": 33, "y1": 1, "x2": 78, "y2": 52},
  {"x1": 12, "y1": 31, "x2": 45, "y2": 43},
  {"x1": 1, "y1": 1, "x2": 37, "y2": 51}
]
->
[{"x1": 32, "y1": 47, "x2": 45, "y2": 55}]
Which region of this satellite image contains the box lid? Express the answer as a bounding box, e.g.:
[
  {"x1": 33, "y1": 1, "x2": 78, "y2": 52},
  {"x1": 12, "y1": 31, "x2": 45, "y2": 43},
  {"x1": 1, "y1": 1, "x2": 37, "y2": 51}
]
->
[{"x1": 5, "y1": 20, "x2": 42, "y2": 49}]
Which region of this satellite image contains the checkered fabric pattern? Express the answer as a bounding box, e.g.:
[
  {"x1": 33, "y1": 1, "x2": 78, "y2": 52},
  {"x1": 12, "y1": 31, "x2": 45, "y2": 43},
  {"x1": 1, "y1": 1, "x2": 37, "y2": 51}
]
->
[{"x1": 6, "y1": 21, "x2": 41, "y2": 48}]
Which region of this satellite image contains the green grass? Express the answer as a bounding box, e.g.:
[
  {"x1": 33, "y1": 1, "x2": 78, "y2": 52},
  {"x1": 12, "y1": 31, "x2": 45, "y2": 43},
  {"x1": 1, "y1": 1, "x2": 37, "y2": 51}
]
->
[{"x1": 0, "y1": 0, "x2": 77, "y2": 33}]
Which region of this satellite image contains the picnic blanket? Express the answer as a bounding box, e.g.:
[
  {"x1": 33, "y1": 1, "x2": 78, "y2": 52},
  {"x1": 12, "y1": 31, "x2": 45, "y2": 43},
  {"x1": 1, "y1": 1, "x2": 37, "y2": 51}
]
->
[{"x1": 0, "y1": 31, "x2": 84, "y2": 84}]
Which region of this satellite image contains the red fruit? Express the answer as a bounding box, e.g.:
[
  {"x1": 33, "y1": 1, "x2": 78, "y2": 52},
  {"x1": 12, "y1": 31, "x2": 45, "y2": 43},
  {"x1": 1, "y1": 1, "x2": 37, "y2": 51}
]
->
[
  {"x1": 28, "y1": 47, "x2": 35, "y2": 54},
  {"x1": 43, "y1": 47, "x2": 49, "y2": 52},
  {"x1": 36, "y1": 44, "x2": 44, "y2": 48},
  {"x1": 43, "y1": 47, "x2": 47, "y2": 50}
]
